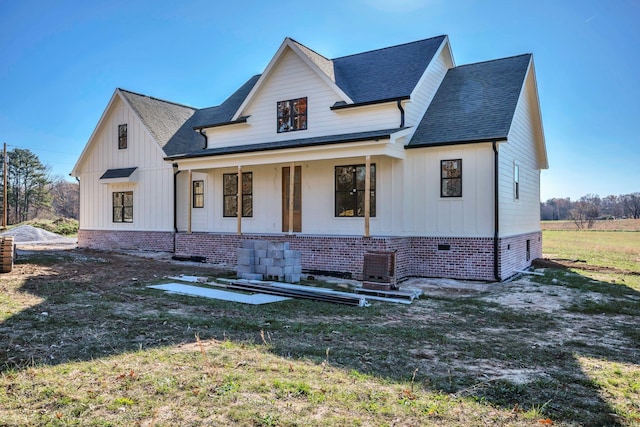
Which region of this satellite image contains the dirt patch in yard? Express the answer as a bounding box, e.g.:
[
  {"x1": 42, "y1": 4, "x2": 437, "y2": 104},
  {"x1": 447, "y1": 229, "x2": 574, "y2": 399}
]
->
[{"x1": 1, "y1": 247, "x2": 638, "y2": 426}]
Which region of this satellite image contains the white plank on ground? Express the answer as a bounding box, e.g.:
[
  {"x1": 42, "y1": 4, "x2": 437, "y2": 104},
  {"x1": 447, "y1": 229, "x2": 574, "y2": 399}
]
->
[{"x1": 148, "y1": 283, "x2": 290, "y2": 305}]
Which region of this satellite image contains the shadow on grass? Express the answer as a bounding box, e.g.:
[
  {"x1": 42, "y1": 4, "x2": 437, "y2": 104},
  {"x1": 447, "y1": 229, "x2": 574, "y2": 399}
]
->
[{"x1": 1, "y1": 249, "x2": 638, "y2": 426}]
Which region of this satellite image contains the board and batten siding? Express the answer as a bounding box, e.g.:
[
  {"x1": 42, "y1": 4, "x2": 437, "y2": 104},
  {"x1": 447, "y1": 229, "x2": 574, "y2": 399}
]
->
[
  {"x1": 177, "y1": 145, "x2": 497, "y2": 238},
  {"x1": 499, "y1": 65, "x2": 543, "y2": 236},
  {"x1": 203, "y1": 48, "x2": 400, "y2": 149},
  {"x1": 399, "y1": 144, "x2": 495, "y2": 237},
  {"x1": 77, "y1": 96, "x2": 174, "y2": 231},
  {"x1": 177, "y1": 157, "x2": 402, "y2": 236}
]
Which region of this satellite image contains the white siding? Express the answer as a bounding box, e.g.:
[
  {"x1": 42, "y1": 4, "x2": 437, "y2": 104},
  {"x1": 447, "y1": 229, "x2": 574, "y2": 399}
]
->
[
  {"x1": 175, "y1": 144, "x2": 494, "y2": 238},
  {"x1": 500, "y1": 66, "x2": 543, "y2": 236},
  {"x1": 398, "y1": 144, "x2": 495, "y2": 237},
  {"x1": 404, "y1": 41, "x2": 454, "y2": 127},
  {"x1": 203, "y1": 48, "x2": 400, "y2": 149},
  {"x1": 77, "y1": 96, "x2": 174, "y2": 231}
]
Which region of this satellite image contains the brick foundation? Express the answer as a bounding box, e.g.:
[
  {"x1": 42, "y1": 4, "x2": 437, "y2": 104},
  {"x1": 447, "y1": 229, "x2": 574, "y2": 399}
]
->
[
  {"x1": 78, "y1": 229, "x2": 175, "y2": 252},
  {"x1": 79, "y1": 229, "x2": 542, "y2": 282},
  {"x1": 498, "y1": 231, "x2": 543, "y2": 279}
]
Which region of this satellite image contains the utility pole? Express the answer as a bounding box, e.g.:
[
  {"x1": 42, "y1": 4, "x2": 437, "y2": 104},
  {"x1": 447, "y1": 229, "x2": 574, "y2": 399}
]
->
[{"x1": 2, "y1": 142, "x2": 6, "y2": 229}]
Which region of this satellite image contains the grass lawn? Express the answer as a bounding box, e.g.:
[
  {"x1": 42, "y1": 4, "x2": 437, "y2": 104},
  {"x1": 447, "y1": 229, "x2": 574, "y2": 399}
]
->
[{"x1": 0, "y1": 235, "x2": 639, "y2": 426}]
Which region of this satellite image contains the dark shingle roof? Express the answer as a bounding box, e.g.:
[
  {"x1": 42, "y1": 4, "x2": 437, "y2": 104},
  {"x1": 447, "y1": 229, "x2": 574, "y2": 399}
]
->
[
  {"x1": 408, "y1": 54, "x2": 531, "y2": 147},
  {"x1": 333, "y1": 35, "x2": 446, "y2": 103},
  {"x1": 119, "y1": 90, "x2": 196, "y2": 149},
  {"x1": 100, "y1": 167, "x2": 137, "y2": 179},
  {"x1": 165, "y1": 128, "x2": 405, "y2": 160},
  {"x1": 162, "y1": 75, "x2": 261, "y2": 156},
  {"x1": 121, "y1": 36, "x2": 466, "y2": 158}
]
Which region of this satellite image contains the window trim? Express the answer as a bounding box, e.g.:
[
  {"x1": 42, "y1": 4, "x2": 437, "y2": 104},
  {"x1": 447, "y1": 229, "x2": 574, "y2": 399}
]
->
[
  {"x1": 112, "y1": 191, "x2": 133, "y2": 223},
  {"x1": 223, "y1": 172, "x2": 253, "y2": 217},
  {"x1": 118, "y1": 124, "x2": 127, "y2": 149},
  {"x1": 192, "y1": 180, "x2": 204, "y2": 208},
  {"x1": 277, "y1": 97, "x2": 307, "y2": 133},
  {"x1": 334, "y1": 163, "x2": 376, "y2": 218},
  {"x1": 440, "y1": 159, "x2": 462, "y2": 198}
]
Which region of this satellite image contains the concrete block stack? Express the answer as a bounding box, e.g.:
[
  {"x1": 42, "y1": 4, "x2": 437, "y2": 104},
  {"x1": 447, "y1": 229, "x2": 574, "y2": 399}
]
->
[{"x1": 236, "y1": 240, "x2": 302, "y2": 283}]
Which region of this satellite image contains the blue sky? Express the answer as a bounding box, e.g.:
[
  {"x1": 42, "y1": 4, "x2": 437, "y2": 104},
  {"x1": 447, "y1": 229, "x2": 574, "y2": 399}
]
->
[{"x1": 1, "y1": 0, "x2": 638, "y2": 201}]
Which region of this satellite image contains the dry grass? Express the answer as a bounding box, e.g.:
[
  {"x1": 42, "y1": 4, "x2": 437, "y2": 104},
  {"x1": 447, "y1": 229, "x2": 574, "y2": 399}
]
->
[
  {"x1": 0, "y1": 247, "x2": 638, "y2": 426},
  {"x1": 541, "y1": 218, "x2": 640, "y2": 231}
]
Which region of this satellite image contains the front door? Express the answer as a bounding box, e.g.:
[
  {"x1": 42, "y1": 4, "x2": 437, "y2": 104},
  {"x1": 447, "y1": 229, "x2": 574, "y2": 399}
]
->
[{"x1": 282, "y1": 166, "x2": 302, "y2": 232}]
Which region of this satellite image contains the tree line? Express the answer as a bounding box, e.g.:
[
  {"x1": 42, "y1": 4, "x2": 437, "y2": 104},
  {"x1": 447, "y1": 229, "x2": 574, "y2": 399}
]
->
[
  {"x1": 0, "y1": 148, "x2": 79, "y2": 225},
  {"x1": 541, "y1": 193, "x2": 640, "y2": 228}
]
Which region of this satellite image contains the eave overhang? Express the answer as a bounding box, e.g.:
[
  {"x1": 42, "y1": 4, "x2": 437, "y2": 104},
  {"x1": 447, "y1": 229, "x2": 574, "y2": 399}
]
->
[
  {"x1": 405, "y1": 136, "x2": 508, "y2": 149},
  {"x1": 330, "y1": 96, "x2": 410, "y2": 111},
  {"x1": 193, "y1": 115, "x2": 250, "y2": 130},
  {"x1": 99, "y1": 167, "x2": 138, "y2": 184}
]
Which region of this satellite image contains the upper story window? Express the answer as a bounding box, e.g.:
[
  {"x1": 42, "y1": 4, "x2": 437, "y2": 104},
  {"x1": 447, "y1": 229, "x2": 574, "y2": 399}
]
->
[
  {"x1": 335, "y1": 164, "x2": 376, "y2": 217},
  {"x1": 118, "y1": 124, "x2": 128, "y2": 149},
  {"x1": 277, "y1": 97, "x2": 307, "y2": 133},
  {"x1": 441, "y1": 159, "x2": 462, "y2": 198}
]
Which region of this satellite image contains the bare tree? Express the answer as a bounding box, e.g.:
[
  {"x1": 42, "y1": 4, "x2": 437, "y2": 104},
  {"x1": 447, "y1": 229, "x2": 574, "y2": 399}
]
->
[
  {"x1": 621, "y1": 193, "x2": 640, "y2": 219},
  {"x1": 49, "y1": 177, "x2": 79, "y2": 219},
  {"x1": 569, "y1": 195, "x2": 600, "y2": 229}
]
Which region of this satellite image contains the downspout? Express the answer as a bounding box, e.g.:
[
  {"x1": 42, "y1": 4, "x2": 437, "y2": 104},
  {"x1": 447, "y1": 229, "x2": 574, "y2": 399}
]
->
[
  {"x1": 396, "y1": 100, "x2": 405, "y2": 128},
  {"x1": 492, "y1": 141, "x2": 501, "y2": 281},
  {"x1": 198, "y1": 129, "x2": 208, "y2": 149},
  {"x1": 173, "y1": 164, "x2": 181, "y2": 253},
  {"x1": 75, "y1": 177, "x2": 80, "y2": 238}
]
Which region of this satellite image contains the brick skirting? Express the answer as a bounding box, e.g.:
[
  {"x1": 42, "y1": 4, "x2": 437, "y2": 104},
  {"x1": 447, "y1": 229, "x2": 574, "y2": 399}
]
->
[
  {"x1": 78, "y1": 229, "x2": 175, "y2": 252},
  {"x1": 79, "y1": 229, "x2": 542, "y2": 281},
  {"x1": 175, "y1": 232, "x2": 542, "y2": 281}
]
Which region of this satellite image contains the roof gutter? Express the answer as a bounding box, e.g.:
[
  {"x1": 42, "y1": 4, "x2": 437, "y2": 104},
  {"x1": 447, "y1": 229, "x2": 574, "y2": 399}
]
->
[
  {"x1": 330, "y1": 95, "x2": 410, "y2": 111},
  {"x1": 492, "y1": 140, "x2": 501, "y2": 282}
]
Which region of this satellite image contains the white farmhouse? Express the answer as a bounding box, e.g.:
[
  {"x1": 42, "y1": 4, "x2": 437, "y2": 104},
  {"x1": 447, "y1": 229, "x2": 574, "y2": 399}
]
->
[{"x1": 71, "y1": 35, "x2": 547, "y2": 281}]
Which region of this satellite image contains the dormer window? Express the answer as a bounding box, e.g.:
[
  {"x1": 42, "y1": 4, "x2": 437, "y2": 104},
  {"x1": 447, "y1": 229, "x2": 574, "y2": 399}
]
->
[
  {"x1": 118, "y1": 124, "x2": 128, "y2": 149},
  {"x1": 277, "y1": 97, "x2": 307, "y2": 133}
]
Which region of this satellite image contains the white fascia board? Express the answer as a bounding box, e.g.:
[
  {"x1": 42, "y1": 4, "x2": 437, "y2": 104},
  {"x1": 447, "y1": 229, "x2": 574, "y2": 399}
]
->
[
  {"x1": 506, "y1": 56, "x2": 548, "y2": 170},
  {"x1": 231, "y1": 38, "x2": 353, "y2": 121},
  {"x1": 71, "y1": 89, "x2": 120, "y2": 177},
  {"x1": 117, "y1": 90, "x2": 174, "y2": 162}
]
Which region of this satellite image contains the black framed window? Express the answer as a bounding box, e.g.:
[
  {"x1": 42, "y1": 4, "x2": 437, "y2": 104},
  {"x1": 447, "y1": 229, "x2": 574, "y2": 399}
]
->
[
  {"x1": 193, "y1": 180, "x2": 204, "y2": 208},
  {"x1": 223, "y1": 172, "x2": 252, "y2": 217},
  {"x1": 335, "y1": 164, "x2": 376, "y2": 217},
  {"x1": 113, "y1": 191, "x2": 133, "y2": 223},
  {"x1": 441, "y1": 159, "x2": 462, "y2": 198},
  {"x1": 118, "y1": 124, "x2": 127, "y2": 149},
  {"x1": 277, "y1": 97, "x2": 307, "y2": 133}
]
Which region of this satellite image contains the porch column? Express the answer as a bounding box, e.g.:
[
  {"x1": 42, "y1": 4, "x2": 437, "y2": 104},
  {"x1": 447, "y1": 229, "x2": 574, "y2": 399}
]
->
[
  {"x1": 364, "y1": 155, "x2": 371, "y2": 238},
  {"x1": 237, "y1": 165, "x2": 242, "y2": 235},
  {"x1": 187, "y1": 169, "x2": 192, "y2": 234},
  {"x1": 288, "y1": 161, "x2": 295, "y2": 234}
]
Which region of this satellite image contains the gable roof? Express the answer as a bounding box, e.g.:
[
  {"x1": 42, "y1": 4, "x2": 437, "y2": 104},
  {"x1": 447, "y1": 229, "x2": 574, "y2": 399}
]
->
[
  {"x1": 333, "y1": 35, "x2": 446, "y2": 104},
  {"x1": 162, "y1": 75, "x2": 260, "y2": 157},
  {"x1": 407, "y1": 54, "x2": 532, "y2": 148},
  {"x1": 118, "y1": 89, "x2": 196, "y2": 150}
]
